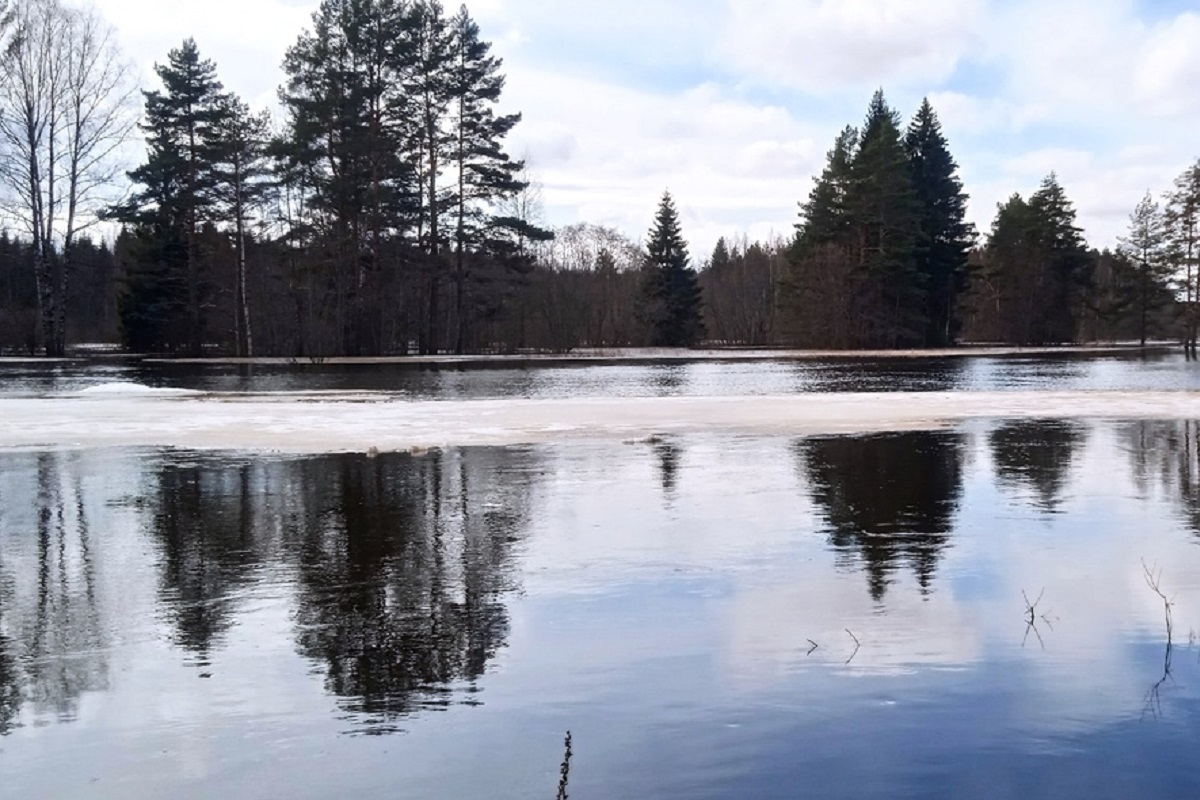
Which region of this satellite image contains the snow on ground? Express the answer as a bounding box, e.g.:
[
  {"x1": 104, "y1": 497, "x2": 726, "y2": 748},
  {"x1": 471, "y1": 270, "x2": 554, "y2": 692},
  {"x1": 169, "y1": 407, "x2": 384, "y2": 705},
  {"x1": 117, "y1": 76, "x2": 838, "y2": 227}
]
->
[{"x1": 2, "y1": 389, "x2": 1198, "y2": 453}]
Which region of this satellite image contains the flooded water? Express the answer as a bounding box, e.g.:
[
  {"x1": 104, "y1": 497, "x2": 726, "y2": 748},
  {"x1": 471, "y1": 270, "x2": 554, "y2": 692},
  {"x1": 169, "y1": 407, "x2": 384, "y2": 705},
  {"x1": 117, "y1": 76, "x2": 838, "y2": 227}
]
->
[
  {"x1": 2, "y1": 356, "x2": 1200, "y2": 798},
  {"x1": 3, "y1": 348, "x2": 1200, "y2": 398}
]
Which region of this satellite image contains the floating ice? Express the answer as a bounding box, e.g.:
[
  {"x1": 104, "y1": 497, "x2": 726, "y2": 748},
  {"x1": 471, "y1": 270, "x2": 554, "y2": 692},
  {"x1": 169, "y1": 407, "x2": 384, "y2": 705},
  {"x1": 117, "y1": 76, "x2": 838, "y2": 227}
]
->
[
  {"x1": 73, "y1": 382, "x2": 203, "y2": 397},
  {"x1": 2, "y1": 389, "x2": 1199, "y2": 453}
]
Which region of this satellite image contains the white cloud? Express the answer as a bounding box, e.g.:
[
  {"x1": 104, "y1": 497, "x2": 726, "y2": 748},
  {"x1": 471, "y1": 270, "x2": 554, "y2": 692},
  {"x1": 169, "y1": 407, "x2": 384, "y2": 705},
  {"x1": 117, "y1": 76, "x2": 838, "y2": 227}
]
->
[
  {"x1": 82, "y1": 0, "x2": 1200, "y2": 253},
  {"x1": 721, "y1": 0, "x2": 987, "y2": 92},
  {"x1": 503, "y1": 68, "x2": 820, "y2": 254}
]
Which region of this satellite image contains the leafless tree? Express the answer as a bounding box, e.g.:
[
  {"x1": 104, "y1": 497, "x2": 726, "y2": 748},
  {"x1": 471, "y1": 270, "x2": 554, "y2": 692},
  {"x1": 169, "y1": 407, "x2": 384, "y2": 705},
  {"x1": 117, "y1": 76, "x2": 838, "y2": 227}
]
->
[{"x1": 0, "y1": 0, "x2": 134, "y2": 355}]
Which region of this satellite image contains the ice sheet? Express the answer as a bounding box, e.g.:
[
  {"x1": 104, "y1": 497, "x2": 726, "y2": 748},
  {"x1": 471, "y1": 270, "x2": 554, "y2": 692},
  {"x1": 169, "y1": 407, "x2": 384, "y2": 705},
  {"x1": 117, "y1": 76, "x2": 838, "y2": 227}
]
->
[
  {"x1": 2, "y1": 389, "x2": 1199, "y2": 453},
  {"x1": 74, "y1": 382, "x2": 204, "y2": 397}
]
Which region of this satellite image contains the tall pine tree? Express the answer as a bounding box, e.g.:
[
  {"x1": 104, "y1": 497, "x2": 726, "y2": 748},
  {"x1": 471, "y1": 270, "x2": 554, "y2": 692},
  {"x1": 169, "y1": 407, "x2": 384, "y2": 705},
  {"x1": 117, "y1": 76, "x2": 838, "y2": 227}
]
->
[
  {"x1": 114, "y1": 38, "x2": 229, "y2": 353},
  {"x1": 640, "y1": 191, "x2": 704, "y2": 347}
]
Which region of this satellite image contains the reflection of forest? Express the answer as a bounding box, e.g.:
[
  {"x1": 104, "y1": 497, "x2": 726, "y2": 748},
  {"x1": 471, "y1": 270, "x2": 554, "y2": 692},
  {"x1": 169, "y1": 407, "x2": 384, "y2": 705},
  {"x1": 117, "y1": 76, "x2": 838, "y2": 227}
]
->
[
  {"x1": 797, "y1": 432, "x2": 964, "y2": 601},
  {"x1": 990, "y1": 420, "x2": 1087, "y2": 511},
  {"x1": 148, "y1": 448, "x2": 537, "y2": 728},
  {"x1": 1122, "y1": 420, "x2": 1200, "y2": 533},
  {"x1": 289, "y1": 449, "x2": 536, "y2": 726},
  {"x1": 0, "y1": 453, "x2": 110, "y2": 734},
  {"x1": 0, "y1": 446, "x2": 537, "y2": 736}
]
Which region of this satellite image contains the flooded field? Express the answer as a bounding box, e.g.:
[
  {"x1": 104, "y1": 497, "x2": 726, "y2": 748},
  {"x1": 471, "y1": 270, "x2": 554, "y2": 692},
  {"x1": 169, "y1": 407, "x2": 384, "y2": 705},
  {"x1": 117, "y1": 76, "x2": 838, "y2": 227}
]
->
[{"x1": 1, "y1": 354, "x2": 1199, "y2": 798}]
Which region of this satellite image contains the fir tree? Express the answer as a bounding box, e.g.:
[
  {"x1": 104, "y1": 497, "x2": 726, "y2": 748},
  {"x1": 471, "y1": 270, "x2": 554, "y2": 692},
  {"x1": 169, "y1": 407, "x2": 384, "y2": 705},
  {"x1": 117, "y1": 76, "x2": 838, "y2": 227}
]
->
[
  {"x1": 640, "y1": 191, "x2": 704, "y2": 347},
  {"x1": 905, "y1": 99, "x2": 973, "y2": 347}
]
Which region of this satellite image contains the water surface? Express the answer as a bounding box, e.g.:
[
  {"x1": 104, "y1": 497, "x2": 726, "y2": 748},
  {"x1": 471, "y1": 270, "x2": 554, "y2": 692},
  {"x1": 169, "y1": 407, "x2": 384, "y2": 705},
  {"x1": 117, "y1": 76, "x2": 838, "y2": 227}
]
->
[
  {"x1": 2, "y1": 420, "x2": 1200, "y2": 798},
  {"x1": 3, "y1": 349, "x2": 1200, "y2": 398}
]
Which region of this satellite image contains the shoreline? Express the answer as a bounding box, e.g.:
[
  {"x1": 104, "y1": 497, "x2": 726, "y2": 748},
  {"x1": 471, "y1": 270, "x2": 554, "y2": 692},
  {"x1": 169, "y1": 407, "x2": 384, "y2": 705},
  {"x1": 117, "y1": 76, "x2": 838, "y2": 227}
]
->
[{"x1": 139, "y1": 343, "x2": 1177, "y2": 367}]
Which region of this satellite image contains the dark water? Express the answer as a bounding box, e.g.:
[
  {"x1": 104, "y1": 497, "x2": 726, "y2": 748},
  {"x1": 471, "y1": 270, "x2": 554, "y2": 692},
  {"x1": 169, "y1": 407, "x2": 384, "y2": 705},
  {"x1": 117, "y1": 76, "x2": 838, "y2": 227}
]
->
[
  {"x1": 3, "y1": 421, "x2": 1200, "y2": 798},
  {"x1": 3, "y1": 349, "x2": 1200, "y2": 398}
]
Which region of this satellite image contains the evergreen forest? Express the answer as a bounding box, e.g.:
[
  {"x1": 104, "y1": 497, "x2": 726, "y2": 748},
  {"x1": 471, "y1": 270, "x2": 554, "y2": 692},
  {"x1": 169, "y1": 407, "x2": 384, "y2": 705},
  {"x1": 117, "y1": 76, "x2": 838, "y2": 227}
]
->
[{"x1": 0, "y1": 0, "x2": 1194, "y2": 357}]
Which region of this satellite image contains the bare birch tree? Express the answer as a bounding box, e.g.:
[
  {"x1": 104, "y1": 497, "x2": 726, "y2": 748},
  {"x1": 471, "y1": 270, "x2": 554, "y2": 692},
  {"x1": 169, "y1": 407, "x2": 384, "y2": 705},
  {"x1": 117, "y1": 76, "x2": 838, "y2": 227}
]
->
[{"x1": 0, "y1": 0, "x2": 133, "y2": 355}]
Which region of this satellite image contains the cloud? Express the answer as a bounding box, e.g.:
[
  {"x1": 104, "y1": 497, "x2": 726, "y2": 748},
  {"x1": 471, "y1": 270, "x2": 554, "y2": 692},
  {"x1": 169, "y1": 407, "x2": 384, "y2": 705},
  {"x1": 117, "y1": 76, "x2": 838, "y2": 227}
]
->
[
  {"x1": 503, "y1": 68, "x2": 821, "y2": 254},
  {"x1": 86, "y1": 0, "x2": 1200, "y2": 254},
  {"x1": 720, "y1": 0, "x2": 987, "y2": 93}
]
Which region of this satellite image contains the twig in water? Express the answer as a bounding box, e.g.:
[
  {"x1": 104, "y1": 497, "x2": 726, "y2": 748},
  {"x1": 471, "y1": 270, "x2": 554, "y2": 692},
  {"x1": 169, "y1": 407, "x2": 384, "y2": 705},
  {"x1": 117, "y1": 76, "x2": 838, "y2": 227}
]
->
[
  {"x1": 1140, "y1": 560, "x2": 1178, "y2": 721},
  {"x1": 1022, "y1": 589, "x2": 1045, "y2": 625},
  {"x1": 1021, "y1": 589, "x2": 1048, "y2": 650},
  {"x1": 845, "y1": 629, "x2": 861, "y2": 665},
  {"x1": 1142, "y1": 559, "x2": 1174, "y2": 645},
  {"x1": 555, "y1": 731, "x2": 572, "y2": 800}
]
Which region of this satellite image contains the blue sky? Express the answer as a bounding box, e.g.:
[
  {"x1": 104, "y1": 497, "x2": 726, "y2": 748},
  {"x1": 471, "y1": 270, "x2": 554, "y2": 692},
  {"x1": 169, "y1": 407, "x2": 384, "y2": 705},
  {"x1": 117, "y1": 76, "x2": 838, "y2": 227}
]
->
[{"x1": 95, "y1": 0, "x2": 1200, "y2": 258}]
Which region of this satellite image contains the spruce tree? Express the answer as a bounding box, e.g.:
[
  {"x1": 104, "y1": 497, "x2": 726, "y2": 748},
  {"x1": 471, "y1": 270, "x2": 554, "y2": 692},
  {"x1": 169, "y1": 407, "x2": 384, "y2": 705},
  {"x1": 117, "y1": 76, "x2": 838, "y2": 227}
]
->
[
  {"x1": 640, "y1": 191, "x2": 704, "y2": 347},
  {"x1": 846, "y1": 90, "x2": 923, "y2": 347},
  {"x1": 983, "y1": 175, "x2": 1090, "y2": 344},
  {"x1": 905, "y1": 99, "x2": 972, "y2": 347},
  {"x1": 795, "y1": 126, "x2": 857, "y2": 251}
]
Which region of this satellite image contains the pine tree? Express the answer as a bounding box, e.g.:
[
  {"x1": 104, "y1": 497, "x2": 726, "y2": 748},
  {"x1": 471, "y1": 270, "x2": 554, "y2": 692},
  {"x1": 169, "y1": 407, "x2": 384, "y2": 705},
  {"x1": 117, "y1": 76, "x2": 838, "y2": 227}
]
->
[
  {"x1": 905, "y1": 99, "x2": 972, "y2": 347},
  {"x1": 114, "y1": 38, "x2": 229, "y2": 354},
  {"x1": 640, "y1": 191, "x2": 704, "y2": 347},
  {"x1": 209, "y1": 95, "x2": 272, "y2": 357},
  {"x1": 448, "y1": 4, "x2": 527, "y2": 354},
  {"x1": 1164, "y1": 161, "x2": 1200, "y2": 354},
  {"x1": 279, "y1": 0, "x2": 417, "y2": 355},
  {"x1": 408, "y1": 0, "x2": 456, "y2": 354},
  {"x1": 1118, "y1": 192, "x2": 1171, "y2": 346}
]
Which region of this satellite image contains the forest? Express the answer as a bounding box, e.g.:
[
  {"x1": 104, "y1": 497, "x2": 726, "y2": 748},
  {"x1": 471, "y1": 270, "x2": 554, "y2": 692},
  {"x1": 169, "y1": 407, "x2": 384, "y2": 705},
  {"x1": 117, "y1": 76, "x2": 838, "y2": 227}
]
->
[{"x1": 0, "y1": 0, "x2": 1196, "y2": 357}]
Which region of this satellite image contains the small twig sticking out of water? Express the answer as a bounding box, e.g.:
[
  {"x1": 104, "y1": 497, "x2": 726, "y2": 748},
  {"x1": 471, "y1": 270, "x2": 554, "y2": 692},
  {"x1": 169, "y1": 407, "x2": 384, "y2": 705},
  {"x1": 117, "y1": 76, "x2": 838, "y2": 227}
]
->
[
  {"x1": 1022, "y1": 589, "x2": 1045, "y2": 625},
  {"x1": 806, "y1": 639, "x2": 819, "y2": 656},
  {"x1": 1022, "y1": 589, "x2": 1047, "y2": 650},
  {"x1": 845, "y1": 629, "x2": 861, "y2": 665},
  {"x1": 1140, "y1": 561, "x2": 1177, "y2": 721},
  {"x1": 1142, "y1": 560, "x2": 1174, "y2": 645},
  {"x1": 556, "y1": 731, "x2": 572, "y2": 800}
]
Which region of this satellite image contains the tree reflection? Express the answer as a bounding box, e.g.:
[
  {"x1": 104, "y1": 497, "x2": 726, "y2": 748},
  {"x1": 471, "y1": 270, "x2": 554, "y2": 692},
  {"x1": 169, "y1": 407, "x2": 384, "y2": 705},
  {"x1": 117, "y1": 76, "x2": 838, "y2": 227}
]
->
[
  {"x1": 0, "y1": 575, "x2": 19, "y2": 735},
  {"x1": 797, "y1": 431, "x2": 964, "y2": 601},
  {"x1": 1122, "y1": 419, "x2": 1200, "y2": 534},
  {"x1": 0, "y1": 453, "x2": 109, "y2": 732},
  {"x1": 653, "y1": 437, "x2": 681, "y2": 500},
  {"x1": 990, "y1": 420, "x2": 1086, "y2": 512},
  {"x1": 289, "y1": 448, "x2": 533, "y2": 730},
  {"x1": 152, "y1": 460, "x2": 260, "y2": 658}
]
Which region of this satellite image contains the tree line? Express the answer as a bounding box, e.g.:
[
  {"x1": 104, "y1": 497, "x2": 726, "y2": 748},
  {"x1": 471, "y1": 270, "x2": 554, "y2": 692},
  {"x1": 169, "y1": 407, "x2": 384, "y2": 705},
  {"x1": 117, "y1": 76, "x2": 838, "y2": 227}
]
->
[{"x1": 0, "y1": 0, "x2": 1190, "y2": 355}]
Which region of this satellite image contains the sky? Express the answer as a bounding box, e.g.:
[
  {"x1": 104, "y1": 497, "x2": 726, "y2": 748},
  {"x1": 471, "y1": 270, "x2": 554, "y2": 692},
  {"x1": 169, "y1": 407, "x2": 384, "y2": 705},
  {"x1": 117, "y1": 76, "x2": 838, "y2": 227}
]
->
[{"x1": 92, "y1": 0, "x2": 1200, "y2": 259}]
